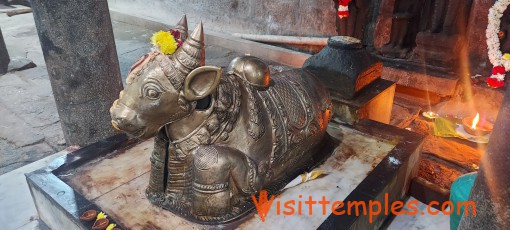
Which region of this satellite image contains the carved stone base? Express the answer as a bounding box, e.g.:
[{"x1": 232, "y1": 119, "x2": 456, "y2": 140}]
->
[
  {"x1": 26, "y1": 121, "x2": 424, "y2": 229},
  {"x1": 331, "y1": 78, "x2": 396, "y2": 125}
]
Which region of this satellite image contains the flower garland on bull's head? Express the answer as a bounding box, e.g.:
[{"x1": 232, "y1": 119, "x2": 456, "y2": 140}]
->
[
  {"x1": 486, "y1": 0, "x2": 510, "y2": 88},
  {"x1": 338, "y1": 0, "x2": 352, "y2": 19},
  {"x1": 151, "y1": 29, "x2": 184, "y2": 55},
  {"x1": 150, "y1": 15, "x2": 188, "y2": 55}
]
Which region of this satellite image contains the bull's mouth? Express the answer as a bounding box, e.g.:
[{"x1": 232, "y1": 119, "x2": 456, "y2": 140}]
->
[
  {"x1": 130, "y1": 128, "x2": 146, "y2": 138},
  {"x1": 111, "y1": 120, "x2": 147, "y2": 139}
]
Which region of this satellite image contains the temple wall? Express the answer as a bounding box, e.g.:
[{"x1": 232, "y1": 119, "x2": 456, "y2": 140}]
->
[{"x1": 108, "y1": 0, "x2": 338, "y2": 36}]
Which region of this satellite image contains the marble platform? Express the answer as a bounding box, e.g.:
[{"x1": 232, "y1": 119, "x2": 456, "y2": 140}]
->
[{"x1": 25, "y1": 120, "x2": 423, "y2": 229}]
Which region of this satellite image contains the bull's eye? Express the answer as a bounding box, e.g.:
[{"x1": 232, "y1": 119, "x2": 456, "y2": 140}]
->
[
  {"x1": 147, "y1": 89, "x2": 160, "y2": 99},
  {"x1": 143, "y1": 84, "x2": 162, "y2": 100}
]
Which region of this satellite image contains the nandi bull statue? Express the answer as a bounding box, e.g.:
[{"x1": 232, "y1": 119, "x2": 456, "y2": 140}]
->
[{"x1": 110, "y1": 16, "x2": 333, "y2": 224}]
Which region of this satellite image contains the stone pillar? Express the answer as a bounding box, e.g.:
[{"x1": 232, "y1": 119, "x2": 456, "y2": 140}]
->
[
  {"x1": 459, "y1": 87, "x2": 510, "y2": 228},
  {"x1": 466, "y1": 0, "x2": 496, "y2": 76},
  {"x1": 30, "y1": 0, "x2": 123, "y2": 146},
  {"x1": 0, "y1": 27, "x2": 9, "y2": 75}
]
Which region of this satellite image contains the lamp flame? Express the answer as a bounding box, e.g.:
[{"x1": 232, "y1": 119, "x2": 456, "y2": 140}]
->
[{"x1": 471, "y1": 113, "x2": 480, "y2": 130}]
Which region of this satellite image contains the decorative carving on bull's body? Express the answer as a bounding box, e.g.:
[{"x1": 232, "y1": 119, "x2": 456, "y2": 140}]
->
[{"x1": 110, "y1": 17, "x2": 332, "y2": 224}]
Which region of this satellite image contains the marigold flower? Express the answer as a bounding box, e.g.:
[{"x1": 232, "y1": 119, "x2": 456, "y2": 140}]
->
[{"x1": 151, "y1": 31, "x2": 178, "y2": 55}]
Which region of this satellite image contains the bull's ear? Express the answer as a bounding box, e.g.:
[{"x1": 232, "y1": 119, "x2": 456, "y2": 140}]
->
[{"x1": 183, "y1": 66, "x2": 222, "y2": 101}]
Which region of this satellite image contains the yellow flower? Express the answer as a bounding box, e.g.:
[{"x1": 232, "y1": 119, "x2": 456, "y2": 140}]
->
[
  {"x1": 151, "y1": 31, "x2": 178, "y2": 55},
  {"x1": 106, "y1": 223, "x2": 117, "y2": 230},
  {"x1": 503, "y1": 53, "x2": 510, "y2": 60},
  {"x1": 96, "y1": 212, "x2": 107, "y2": 220}
]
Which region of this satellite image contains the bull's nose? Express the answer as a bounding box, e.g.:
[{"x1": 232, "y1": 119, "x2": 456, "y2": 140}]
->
[
  {"x1": 110, "y1": 102, "x2": 137, "y2": 131},
  {"x1": 111, "y1": 115, "x2": 138, "y2": 132}
]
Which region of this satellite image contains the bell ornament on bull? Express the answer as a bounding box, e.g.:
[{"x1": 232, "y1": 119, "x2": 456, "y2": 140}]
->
[{"x1": 227, "y1": 56, "x2": 271, "y2": 89}]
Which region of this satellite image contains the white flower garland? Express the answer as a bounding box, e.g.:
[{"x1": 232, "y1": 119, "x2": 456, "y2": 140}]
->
[{"x1": 487, "y1": 0, "x2": 510, "y2": 87}]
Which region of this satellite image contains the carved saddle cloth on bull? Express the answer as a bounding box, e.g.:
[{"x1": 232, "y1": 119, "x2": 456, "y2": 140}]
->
[{"x1": 110, "y1": 16, "x2": 332, "y2": 224}]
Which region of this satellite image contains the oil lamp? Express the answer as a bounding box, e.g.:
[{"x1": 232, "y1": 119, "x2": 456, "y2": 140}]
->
[{"x1": 462, "y1": 113, "x2": 494, "y2": 136}]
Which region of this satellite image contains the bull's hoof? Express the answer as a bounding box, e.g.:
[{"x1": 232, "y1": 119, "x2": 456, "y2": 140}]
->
[{"x1": 145, "y1": 189, "x2": 165, "y2": 205}]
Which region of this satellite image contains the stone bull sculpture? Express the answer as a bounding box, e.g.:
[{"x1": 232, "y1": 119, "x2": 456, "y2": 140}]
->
[{"x1": 110, "y1": 19, "x2": 332, "y2": 223}]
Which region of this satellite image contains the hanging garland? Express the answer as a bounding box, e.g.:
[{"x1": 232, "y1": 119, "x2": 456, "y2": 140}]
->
[
  {"x1": 338, "y1": 0, "x2": 352, "y2": 18},
  {"x1": 486, "y1": 0, "x2": 510, "y2": 88}
]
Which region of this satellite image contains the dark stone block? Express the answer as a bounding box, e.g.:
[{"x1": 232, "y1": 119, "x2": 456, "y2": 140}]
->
[
  {"x1": 331, "y1": 78, "x2": 396, "y2": 124},
  {"x1": 0, "y1": 27, "x2": 10, "y2": 75},
  {"x1": 303, "y1": 36, "x2": 382, "y2": 99}
]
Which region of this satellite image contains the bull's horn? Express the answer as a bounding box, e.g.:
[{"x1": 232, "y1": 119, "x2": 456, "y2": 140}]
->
[
  {"x1": 173, "y1": 22, "x2": 205, "y2": 71},
  {"x1": 174, "y1": 15, "x2": 188, "y2": 41},
  {"x1": 165, "y1": 22, "x2": 205, "y2": 89}
]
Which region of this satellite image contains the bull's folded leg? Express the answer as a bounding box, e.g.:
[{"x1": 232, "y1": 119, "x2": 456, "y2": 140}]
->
[
  {"x1": 192, "y1": 145, "x2": 261, "y2": 217},
  {"x1": 146, "y1": 129, "x2": 169, "y2": 204},
  {"x1": 192, "y1": 181, "x2": 230, "y2": 216}
]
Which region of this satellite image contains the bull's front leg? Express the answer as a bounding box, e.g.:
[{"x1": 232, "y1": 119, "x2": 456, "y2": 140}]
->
[
  {"x1": 146, "y1": 129, "x2": 169, "y2": 203},
  {"x1": 192, "y1": 145, "x2": 261, "y2": 217}
]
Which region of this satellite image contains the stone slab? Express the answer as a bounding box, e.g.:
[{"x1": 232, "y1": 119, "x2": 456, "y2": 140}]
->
[
  {"x1": 26, "y1": 120, "x2": 424, "y2": 229},
  {"x1": 381, "y1": 66, "x2": 459, "y2": 97},
  {"x1": 0, "y1": 103, "x2": 44, "y2": 147},
  {"x1": 7, "y1": 57, "x2": 36, "y2": 72},
  {"x1": 0, "y1": 149, "x2": 69, "y2": 230},
  {"x1": 68, "y1": 125, "x2": 394, "y2": 229},
  {"x1": 63, "y1": 140, "x2": 153, "y2": 200}
]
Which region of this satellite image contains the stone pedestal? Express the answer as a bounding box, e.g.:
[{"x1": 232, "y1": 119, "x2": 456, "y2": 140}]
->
[
  {"x1": 30, "y1": 0, "x2": 123, "y2": 146},
  {"x1": 331, "y1": 78, "x2": 396, "y2": 125},
  {"x1": 303, "y1": 36, "x2": 382, "y2": 100},
  {"x1": 0, "y1": 27, "x2": 10, "y2": 75},
  {"x1": 26, "y1": 120, "x2": 423, "y2": 229}
]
